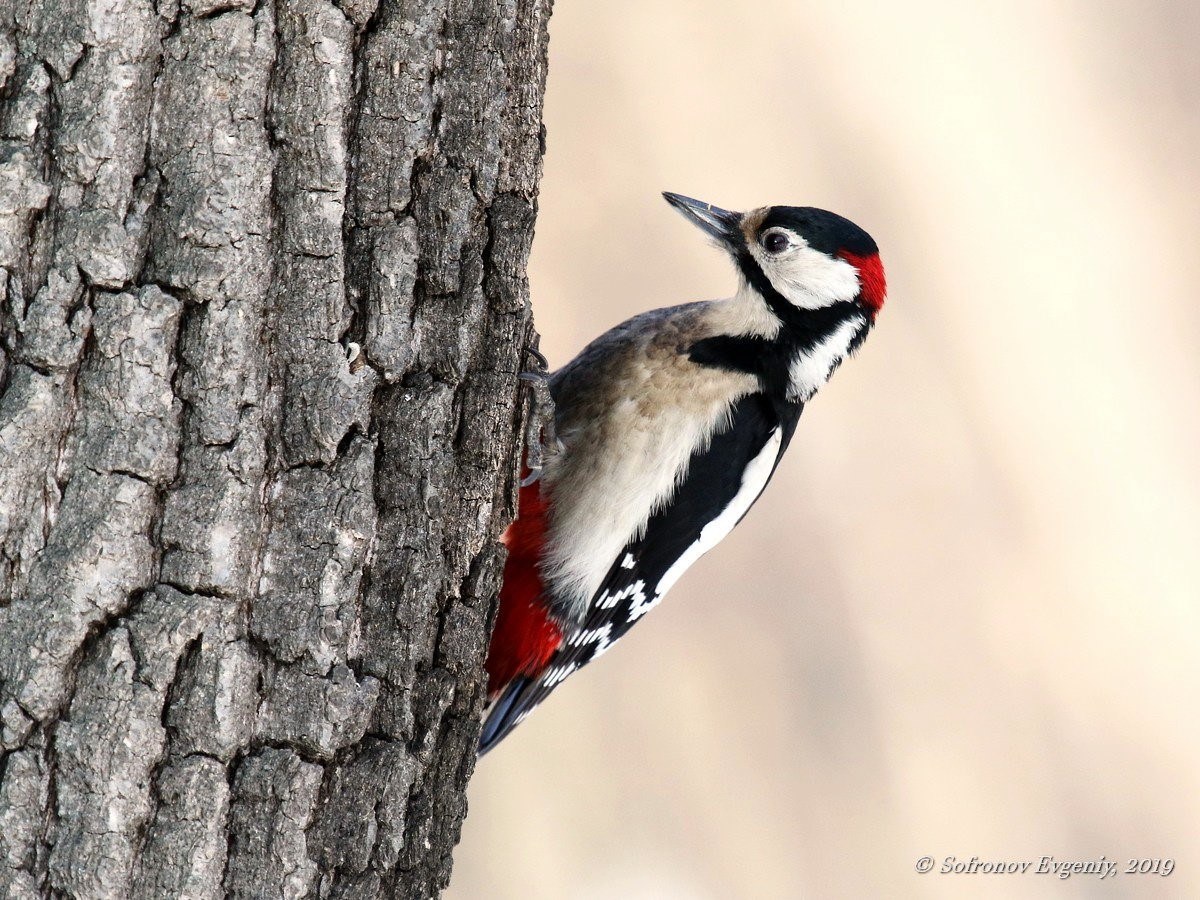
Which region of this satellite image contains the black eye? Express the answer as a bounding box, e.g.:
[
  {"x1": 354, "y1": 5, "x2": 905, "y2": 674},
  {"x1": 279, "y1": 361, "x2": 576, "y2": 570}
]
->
[{"x1": 763, "y1": 231, "x2": 789, "y2": 254}]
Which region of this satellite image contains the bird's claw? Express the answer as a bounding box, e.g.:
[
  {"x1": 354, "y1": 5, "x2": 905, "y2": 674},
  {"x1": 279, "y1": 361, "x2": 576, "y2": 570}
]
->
[
  {"x1": 524, "y1": 346, "x2": 550, "y2": 372},
  {"x1": 519, "y1": 346, "x2": 560, "y2": 486}
]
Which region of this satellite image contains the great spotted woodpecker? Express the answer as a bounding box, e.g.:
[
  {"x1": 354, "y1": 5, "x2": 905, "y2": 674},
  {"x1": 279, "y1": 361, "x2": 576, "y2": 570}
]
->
[{"x1": 479, "y1": 193, "x2": 886, "y2": 754}]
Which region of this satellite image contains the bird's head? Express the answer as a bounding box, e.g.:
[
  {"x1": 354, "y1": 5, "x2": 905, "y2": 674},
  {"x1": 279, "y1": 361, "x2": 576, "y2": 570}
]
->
[{"x1": 662, "y1": 192, "x2": 886, "y2": 323}]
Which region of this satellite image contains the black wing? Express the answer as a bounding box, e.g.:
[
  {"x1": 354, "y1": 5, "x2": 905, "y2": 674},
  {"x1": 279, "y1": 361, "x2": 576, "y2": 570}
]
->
[{"x1": 479, "y1": 392, "x2": 803, "y2": 754}]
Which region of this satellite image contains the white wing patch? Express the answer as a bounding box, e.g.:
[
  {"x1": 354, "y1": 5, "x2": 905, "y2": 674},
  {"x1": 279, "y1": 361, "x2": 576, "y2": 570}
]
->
[{"x1": 655, "y1": 427, "x2": 784, "y2": 598}]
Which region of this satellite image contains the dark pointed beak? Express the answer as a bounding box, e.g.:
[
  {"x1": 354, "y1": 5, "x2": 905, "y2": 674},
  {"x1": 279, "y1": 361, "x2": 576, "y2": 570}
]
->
[{"x1": 662, "y1": 192, "x2": 742, "y2": 247}]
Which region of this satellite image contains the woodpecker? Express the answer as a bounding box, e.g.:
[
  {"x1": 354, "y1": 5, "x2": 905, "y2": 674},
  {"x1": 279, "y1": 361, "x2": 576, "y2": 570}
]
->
[{"x1": 479, "y1": 192, "x2": 886, "y2": 754}]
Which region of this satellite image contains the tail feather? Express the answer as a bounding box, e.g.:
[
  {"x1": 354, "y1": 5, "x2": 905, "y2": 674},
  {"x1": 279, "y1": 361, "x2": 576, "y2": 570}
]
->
[
  {"x1": 480, "y1": 473, "x2": 562, "y2": 756},
  {"x1": 479, "y1": 676, "x2": 535, "y2": 755}
]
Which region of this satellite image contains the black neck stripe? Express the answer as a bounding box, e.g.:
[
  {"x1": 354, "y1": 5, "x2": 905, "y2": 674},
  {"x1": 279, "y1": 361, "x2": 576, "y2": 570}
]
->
[
  {"x1": 735, "y1": 249, "x2": 863, "y2": 349},
  {"x1": 687, "y1": 250, "x2": 866, "y2": 398},
  {"x1": 735, "y1": 248, "x2": 792, "y2": 323}
]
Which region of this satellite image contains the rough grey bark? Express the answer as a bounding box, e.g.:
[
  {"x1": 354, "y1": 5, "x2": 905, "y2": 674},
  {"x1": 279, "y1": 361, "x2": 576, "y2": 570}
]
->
[{"x1": 0, "y1": 0, "x2": 552, "y2": 894}]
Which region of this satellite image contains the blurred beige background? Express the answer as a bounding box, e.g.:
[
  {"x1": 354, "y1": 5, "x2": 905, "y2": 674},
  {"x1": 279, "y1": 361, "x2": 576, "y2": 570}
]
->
[{"x1": 451, "y1": 1, "x2": 1200, "y2": 897}]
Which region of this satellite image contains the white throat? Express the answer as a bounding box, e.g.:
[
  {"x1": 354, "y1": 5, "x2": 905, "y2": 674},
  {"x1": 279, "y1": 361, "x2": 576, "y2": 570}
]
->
[
  {"x1": 714, "y1": 280, "x2": 783, "y2": 338},
  {"x1": 788, "y1": 316, "x2": 866, "y2": 400}
]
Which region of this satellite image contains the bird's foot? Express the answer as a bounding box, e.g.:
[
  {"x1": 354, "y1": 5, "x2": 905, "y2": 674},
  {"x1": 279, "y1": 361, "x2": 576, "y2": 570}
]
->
[{"x1": 519, "y1": 347, "x2": 561, "y2": 487}]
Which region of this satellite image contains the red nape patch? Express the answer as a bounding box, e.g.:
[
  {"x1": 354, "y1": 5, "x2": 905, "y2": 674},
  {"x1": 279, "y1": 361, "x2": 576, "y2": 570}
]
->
[
  {"x1": 485, "y1": 476, "x2": 563, "y2": 697},
  {"x1": 839, "y1": 250, "x2": 887, "y2": 316}
]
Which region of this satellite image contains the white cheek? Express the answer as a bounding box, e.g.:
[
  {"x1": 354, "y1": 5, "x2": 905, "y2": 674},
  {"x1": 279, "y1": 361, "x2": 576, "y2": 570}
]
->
[{"x1": 750, "y1": 245, "x2": 861, "y2": 308}]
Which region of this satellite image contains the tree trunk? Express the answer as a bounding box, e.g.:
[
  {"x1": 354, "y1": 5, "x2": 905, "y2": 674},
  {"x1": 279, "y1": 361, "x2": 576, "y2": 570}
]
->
[{"x1": 0, "y1": 0, "x2": 551, "y2": 894}]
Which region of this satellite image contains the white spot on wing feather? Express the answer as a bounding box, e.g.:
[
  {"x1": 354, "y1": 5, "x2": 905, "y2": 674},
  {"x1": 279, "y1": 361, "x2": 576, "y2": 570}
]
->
[
  {"x1": 625, "y1": 580, "x2": 657, "y2": 623},
  {"x1": 542, "y1": 663, "x2": 578, "y2": 688},
  {"x1": 591, "y1": 634, "x2": 615, "y2": 659},
  {"x1": 567, "y1": 623, "x2": 615, "y2": 659},
  {"x1": 575, "y1": 623, "x2": 609, "y2": 644}
]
